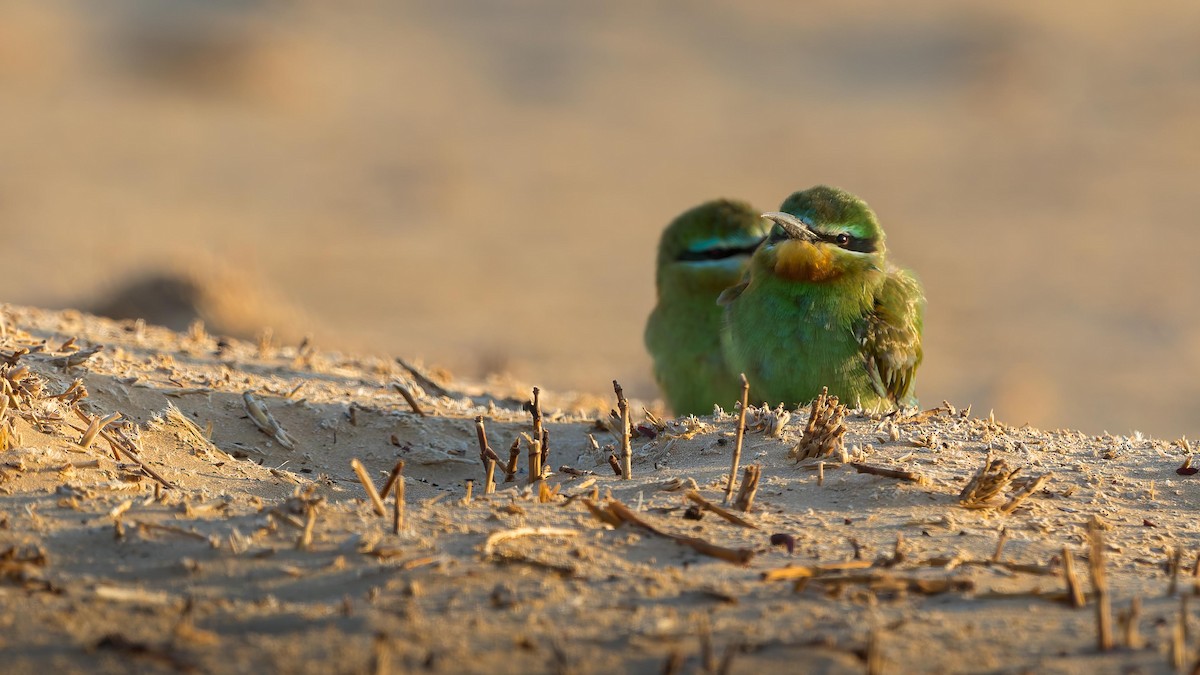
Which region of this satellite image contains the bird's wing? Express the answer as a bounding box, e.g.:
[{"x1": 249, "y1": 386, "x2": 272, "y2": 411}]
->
[
  {"x1": 715, "y1": 272, "x2": 750, "y2": 306},
  {"x1": 856, "y1": 267, "x2": 924, "y2": 406}
]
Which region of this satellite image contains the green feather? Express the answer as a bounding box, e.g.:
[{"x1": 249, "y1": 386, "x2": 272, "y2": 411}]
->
[
  {"x1": 721, "y1": 186, "x2": 925, "y2": 411},
  {"x1": 645, "y1": 199, "x2": 769, "y2": 415}
]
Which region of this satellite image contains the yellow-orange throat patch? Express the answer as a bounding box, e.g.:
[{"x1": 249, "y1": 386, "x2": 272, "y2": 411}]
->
[{"x1": 773, "y1": 240, "x2": 840, "y2": 282}]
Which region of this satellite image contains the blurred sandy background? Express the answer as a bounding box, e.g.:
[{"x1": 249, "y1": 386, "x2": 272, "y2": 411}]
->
[{"x1": 2, "y1": 0, "x2": 1198, "y2": 438}]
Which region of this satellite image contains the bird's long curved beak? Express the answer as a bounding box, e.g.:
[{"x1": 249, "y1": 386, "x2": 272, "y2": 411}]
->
[{"x1": 761, "y1": 212, "x2": 816, "y2": 241}]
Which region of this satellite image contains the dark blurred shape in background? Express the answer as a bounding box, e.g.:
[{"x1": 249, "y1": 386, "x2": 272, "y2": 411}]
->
[
  {"x1": 2, "y1": 1, "x2": 1199, "y2": 437},
  {"x1": 83, "y1": 265, "x2": 309, "y2": 346}
]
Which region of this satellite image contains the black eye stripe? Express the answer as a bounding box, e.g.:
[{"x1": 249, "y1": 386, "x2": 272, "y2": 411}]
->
[
  {"x1": 676, "y1": 240, "x2": 763, "y2": 262},
  {"x1": 815, "y1": 231, "x2": 877, "y2": 253}
]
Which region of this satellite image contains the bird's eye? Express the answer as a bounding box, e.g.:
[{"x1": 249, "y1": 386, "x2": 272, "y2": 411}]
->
[{"x1": 835, "y1": 233, "x2": 851, "y2": 246}]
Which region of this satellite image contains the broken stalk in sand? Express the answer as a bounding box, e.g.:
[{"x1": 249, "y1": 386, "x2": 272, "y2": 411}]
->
[
  {"x1": 395, "y1": 357, "x2": 449, "y2": 398},
  {"x1": 959, "y1": 453, "x2": 1020, "y2": 507},
  {"x1": 1119, "y1": 597, "x2": 1143, "y2": 650},
  {"x1": 391, "y1": 382, "x2": 427, "y2": 418},
  {"x1": 540, "y1": 429, "x2": 550, "y2": 474},
  {"x1": 484, "y1": 460, "x2": 497, "y2": 495},
  {"x1": 1169, "y1": 546, "x2": 1184, "y2": 597},
  {"x1": 529, "y1": 387, "x2": 548, "y2": 469},
  {"x1": 297, "y1": 503, "x2": 318, "y2": 550},
  {"x1": 380, "y1": 460, "x2": 405, "y2": 501},
  {"x1": 351, "y1": 458, "x2": 387, "y2": 517},
  {"x1": 724, "y1": 374, "x2": 750, "y2": 504},
  {"x1": 526, "y1": 434, "x2": 543, "y2": 487},
  {"x1": 607, "y1": 454, "x2": 622, "y2": 476},
  {"x1": 613, "y1": 380, "x2": 632, "y2": 479},
  {"x1": 992, "y1": 528, "x2": 1009, "y2": 563},
  {"x1": 1062, "y1": 547, "x2": 1086, "y2": 608},
  {"x1": 474, "y1": 416, "x2": 499, "y2": 494},
  {"x1": 1089, "y1": 518, "x2": 1114, "y2": 652},
  {"x1": 733, "y1": 464, "x2": 761, "y2": 513},
  {"x1": 789, "y1": 387, "x2": 848, "y2": 462},
  {"x1": 504, "y1": 436, "x2": 521, "y2": 483},
  {"x1": 393, "y1": 470, "x2": 406, "y2": 534},
  {"x1": 1170, "y1": 596, "x2": 1189, "y2": 670}
]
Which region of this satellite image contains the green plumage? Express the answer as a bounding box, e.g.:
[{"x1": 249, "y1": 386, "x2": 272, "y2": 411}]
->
[
  {"x1": 719, "y1": 186, "x2": 924, "y2": 410},
  {"x1": 645, "y1": 199, "x2": 769, "y2": 415}
]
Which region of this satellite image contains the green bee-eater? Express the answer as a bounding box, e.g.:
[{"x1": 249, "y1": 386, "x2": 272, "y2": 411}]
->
[
  {"x1": 645, "y1": 199, "x2": 770, "y2": 415},
  {"x1": 719, "y1": 186, "x2": 924, "y2": 411}
]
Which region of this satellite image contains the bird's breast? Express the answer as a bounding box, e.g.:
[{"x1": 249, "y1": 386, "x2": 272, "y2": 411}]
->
[{"x1": 772, "y1": 241, "x2": 841, "y2": 283}]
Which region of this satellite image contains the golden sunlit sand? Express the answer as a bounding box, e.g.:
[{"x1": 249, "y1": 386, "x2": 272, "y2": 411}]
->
[{"x1": 1, "y1": 304, "x2": 1196, "y2": 673}]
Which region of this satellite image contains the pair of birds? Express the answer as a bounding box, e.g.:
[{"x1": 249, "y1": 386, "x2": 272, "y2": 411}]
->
[{"x1": 645, "y1": 186, "x2": 924, "y2": 415}]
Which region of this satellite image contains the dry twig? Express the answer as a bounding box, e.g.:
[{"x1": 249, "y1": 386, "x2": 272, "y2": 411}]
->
[
  {"x1": 999, "y1": 473, "x2": 1052, "y2": 514},
  {"x1": 482, "y1": 527, "x2": 580, "y2": 556},
  {"x1": 160, "y1": 403, "x2": 224, "y2": 458},
  {"x1": 53, "y1": 345, "x2": 103, "y2": 369},
  {"x1": 685, "y1": 491, "x2": 758, "y2": 529},
  {"x1": 760, "y1": 561, "x2": 874, "y2": 582},
  {"x1": 599, "y1": 500, "x2": 754, "y2": 565},
  {"x1": 959, "y1": 453, "x2": 1020, "y2": 507},
  {"x1": 95, "y1": 424, "x2": 175, "y2": 489},
  {"x1": 395, "y1": 358, "x2": 449, "y2": 398},
  {"x1": 242, "y1": 391, "x2": 296, "y2": 450},
  {"x1": 851, "y1": 462, "x2": 928, "y2": 485},
  {"x1": 78, "y1": 412, "x2": 122, "y2": 449},
  {"x1": 724, "y1": 374, "x2": 750, "y2": 503}
]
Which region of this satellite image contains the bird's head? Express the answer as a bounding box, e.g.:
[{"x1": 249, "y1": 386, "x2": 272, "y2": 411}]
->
[
  {"x1": 757, "y1": 186, "x2": 885, "y2": 283},
  {"x1": 656, "y1": 199, "x2": 771, "y2": 292}
]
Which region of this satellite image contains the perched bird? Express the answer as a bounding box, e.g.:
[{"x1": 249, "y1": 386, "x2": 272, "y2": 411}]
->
[
  {"x1": 718, "y1": 186, "x2": 924, "y2": 411},
  {"x1": 645, "y1": 199, "x2": 770, "y2": 415}
]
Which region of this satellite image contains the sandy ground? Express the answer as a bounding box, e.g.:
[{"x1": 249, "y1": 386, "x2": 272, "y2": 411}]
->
[
  {"x1": 2, "y1": 1, "x2": 1200, "y2": 439},
  {"x1": 1, "y1": 304, "x2": 1197, "y2": 674}
]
